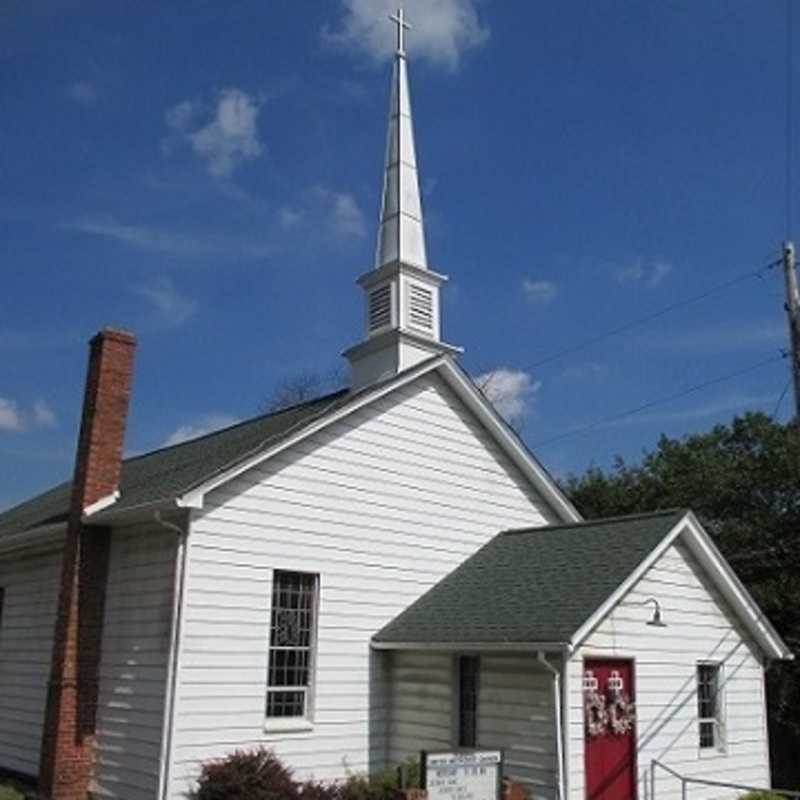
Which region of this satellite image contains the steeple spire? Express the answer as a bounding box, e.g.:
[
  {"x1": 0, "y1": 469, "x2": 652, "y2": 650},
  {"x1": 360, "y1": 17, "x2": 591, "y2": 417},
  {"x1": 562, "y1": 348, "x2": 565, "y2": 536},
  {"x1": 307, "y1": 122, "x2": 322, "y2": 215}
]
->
[
  {"x1": 343, "y1": 9, "x2": 461, "y2": 390},
  {"x1": 376, "y1": 8, "x2": 427, "y2": 269}
]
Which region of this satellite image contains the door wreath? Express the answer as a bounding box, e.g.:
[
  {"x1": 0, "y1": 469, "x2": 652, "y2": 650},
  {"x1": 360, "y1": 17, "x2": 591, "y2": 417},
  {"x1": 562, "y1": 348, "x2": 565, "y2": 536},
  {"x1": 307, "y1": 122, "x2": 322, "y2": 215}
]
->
[{"x1": 584, "y1": 689, "x2": 608, "y2": 737}]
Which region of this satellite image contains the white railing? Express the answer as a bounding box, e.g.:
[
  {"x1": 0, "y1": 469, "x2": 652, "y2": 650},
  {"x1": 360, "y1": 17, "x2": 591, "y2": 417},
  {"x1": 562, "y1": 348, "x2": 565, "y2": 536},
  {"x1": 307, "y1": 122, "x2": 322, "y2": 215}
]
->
[{"x1": 650, "y1": 759, "x2": 800, "y2": 800}]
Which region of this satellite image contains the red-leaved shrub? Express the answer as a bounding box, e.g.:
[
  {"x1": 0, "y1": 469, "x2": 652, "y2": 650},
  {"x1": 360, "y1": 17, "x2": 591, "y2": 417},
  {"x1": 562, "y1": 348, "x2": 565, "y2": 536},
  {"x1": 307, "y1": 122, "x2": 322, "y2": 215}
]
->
[{"x1": 190, "y1": 747, "x2": 298, "y2": 800}]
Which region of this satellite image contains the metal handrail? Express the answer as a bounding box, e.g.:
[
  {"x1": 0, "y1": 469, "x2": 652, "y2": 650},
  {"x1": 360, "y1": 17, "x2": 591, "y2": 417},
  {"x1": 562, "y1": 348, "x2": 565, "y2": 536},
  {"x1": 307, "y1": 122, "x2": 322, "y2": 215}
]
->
[{"x1": 650, "y1": 759, "x2": 800, "y2": 799}]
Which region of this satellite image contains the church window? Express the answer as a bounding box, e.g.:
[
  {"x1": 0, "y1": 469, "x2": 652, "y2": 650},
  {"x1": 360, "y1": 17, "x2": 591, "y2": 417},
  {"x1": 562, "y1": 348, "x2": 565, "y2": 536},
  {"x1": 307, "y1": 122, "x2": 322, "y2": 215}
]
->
[
  {"x1": 407, "y1": 284, "x2": 433, "y2": 332},
  {"x1": 266, "y1": 571, "x2": 318, "y2": 719},
  {"x1": 458, "y1": 655, "x2": 479, "y2": 747},
  {"x1": 697, "y1": 662, "x2": 724, "y2": 749},
  {"x1": 369, "y1": 284, "x2": 392, "y2": 332}
]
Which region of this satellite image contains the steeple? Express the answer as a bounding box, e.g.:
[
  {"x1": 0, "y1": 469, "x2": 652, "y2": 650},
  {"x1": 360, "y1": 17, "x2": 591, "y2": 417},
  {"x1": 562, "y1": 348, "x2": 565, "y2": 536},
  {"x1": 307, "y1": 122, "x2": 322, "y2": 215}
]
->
[
  {"x1": 344, "y1": 8, "x2": 461, "y2": 390},
  {"x1": 375, "y1": 8, "x2": 427, "y2": 270}
]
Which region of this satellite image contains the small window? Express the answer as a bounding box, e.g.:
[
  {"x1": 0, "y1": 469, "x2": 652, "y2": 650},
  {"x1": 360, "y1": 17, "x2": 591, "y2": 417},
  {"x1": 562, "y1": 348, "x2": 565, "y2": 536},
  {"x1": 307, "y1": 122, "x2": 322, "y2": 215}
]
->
[
  {"x1": 369, "y1": 285, "x2": 392, "y2": 332},
  {"x1": 266, "y1": 571, "x2": 318, "y2": 719},
  {"x1": 697, "y1": 663, "x2": 723, "y2": 749},
  {"x1": 458, "y1": 655, "x2": 479, "y2": 747},
  {"x1": 408, "y1": 284, "x2": 433, "y2": 331}
]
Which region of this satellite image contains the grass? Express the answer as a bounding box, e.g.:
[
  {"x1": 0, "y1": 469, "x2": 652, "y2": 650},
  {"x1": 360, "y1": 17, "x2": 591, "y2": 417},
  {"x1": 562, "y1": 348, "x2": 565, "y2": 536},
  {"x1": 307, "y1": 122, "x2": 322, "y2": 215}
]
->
[{"x1": 0, "y1": 778, "x2": 32, "y2": 800}]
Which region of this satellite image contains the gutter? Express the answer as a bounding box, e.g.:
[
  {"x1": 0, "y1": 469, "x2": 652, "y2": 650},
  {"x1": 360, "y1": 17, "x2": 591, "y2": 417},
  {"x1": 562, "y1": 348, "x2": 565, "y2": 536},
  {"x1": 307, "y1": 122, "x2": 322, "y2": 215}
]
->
[
  {"x1": 537, "y1": 651, "x2": 566, "y2": 800},
  {"x1": 154, "y1": 511, "x2": 190, "y2": 800},
  {"x1": 371, "y1": 640, "x2": 569, "y2": 652}
]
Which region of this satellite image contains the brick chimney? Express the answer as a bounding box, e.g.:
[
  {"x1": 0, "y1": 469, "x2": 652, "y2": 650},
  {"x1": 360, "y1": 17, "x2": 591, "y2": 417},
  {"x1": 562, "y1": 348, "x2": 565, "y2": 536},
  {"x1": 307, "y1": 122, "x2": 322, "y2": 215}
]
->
[{"x1": 39, "y1": 328, "x2": 136, "y2": 800}]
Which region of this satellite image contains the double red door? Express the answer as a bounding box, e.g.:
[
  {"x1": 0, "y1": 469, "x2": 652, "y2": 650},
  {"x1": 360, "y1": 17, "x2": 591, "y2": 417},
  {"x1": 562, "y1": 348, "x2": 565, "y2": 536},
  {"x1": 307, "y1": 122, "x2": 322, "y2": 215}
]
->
[{"x1": 584, "y1": 659, "x2": 636, "y2": 800}]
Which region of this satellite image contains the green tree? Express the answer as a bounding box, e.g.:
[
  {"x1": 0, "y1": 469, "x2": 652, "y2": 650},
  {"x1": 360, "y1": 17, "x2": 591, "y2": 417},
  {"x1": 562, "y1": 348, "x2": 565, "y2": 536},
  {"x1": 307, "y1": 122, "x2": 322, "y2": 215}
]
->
[{"x1": 565, "y1": 413, "x2": 800, "y2": 788}]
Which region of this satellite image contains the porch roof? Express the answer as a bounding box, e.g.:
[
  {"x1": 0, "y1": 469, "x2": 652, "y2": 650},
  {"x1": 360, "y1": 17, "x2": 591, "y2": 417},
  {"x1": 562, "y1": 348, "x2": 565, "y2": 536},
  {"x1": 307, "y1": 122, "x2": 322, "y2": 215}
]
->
[{"x1": 373, "y1": 509, "x2": 687, "y2": 648}]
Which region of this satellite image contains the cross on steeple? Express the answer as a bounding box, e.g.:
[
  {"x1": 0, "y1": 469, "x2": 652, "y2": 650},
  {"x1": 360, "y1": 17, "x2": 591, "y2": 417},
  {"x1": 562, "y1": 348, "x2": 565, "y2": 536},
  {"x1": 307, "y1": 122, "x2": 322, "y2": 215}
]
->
[{"x1": 389, "y1": 8, "x2": 410, "y2": 56}]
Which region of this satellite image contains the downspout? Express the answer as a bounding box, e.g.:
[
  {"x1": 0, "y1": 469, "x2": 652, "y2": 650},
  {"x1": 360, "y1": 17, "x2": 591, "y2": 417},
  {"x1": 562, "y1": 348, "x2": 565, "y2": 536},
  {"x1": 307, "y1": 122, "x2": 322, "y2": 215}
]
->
[
  {"x1": 155, "y1": 510, "x2": 190, "y2": 800},
  {"x1": 538, "y1": 651, "x2": 565, "y2": 800}
]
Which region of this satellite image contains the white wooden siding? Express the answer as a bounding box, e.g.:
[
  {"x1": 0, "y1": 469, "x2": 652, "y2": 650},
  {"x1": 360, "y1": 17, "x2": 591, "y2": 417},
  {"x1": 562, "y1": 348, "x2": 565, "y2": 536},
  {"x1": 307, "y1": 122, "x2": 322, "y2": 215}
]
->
[
  {"x1": 168, "y1": 374, "x2": 555, "y2": 798},
  {"x1": 91, "y1": 524, "x2": 177, "y2": 800},
  {"x1": 386, "y1": 652, "x2": 559, "y2": 800},
  {"x1": 567, "y1": 540, "x2": 770, "y2": 800},
  {"x1": 477, "y1": 656, "x2": 559, "y2": 800},
  {"x1": 0, "y1": 545, "x2": 63, "y2": 777}
]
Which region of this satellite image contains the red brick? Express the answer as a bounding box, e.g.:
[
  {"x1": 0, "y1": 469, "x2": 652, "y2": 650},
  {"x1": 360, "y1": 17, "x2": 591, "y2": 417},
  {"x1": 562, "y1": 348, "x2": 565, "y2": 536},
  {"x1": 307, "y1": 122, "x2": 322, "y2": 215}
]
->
[{"x1": 39, "y1": 329, "x2": 136, "y2": 800}]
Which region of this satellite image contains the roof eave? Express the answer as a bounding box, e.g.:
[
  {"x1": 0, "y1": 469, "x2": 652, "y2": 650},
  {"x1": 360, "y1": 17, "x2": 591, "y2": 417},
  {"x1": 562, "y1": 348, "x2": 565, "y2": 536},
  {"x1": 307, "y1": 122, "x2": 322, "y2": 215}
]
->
[
  {"x1": 371, "y1": 639, "x2": 570, "y2": 653},
  {"x1": 569, "y1": 511, "x2": 792, "y2": 662}
]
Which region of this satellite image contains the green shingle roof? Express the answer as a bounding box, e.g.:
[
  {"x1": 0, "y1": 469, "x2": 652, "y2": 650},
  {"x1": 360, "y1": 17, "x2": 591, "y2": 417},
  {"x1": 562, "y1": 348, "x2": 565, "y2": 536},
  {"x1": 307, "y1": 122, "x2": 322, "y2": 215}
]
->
[
  {"x1": 0, "y1": 389, "x2": 349, "y2": 541},
  {"x1": 374, "y1": 509, "x2": 688, "y2": 646}
]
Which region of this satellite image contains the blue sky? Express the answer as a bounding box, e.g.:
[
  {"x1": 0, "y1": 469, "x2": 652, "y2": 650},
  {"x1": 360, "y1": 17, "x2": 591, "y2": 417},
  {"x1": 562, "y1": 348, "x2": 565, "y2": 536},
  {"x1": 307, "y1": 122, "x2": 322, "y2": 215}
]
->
[{"x1": 1, "y1": 0, "x2": 796, "y2": 509}]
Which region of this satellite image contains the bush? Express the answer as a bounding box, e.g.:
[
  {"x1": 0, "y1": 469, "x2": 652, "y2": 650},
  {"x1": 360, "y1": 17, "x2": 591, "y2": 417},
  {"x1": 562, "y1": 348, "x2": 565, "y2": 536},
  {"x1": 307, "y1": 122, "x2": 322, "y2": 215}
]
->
[
  {"x1": 190, "y1": 749, "x2": 420, "y2": 800},
  {"x1": 737, "y1": 793, "x2": 785, "y2": 800},
  {"x1": 191, "y1": 748, "x2": 298, "y2": 800}
]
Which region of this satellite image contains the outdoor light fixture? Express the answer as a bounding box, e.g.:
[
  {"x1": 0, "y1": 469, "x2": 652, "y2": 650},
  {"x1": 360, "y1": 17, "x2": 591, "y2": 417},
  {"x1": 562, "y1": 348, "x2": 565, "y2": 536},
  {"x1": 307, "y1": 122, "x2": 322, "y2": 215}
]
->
[{"x1": 641, "y1": 597, "x2": 667, "y2": 627}]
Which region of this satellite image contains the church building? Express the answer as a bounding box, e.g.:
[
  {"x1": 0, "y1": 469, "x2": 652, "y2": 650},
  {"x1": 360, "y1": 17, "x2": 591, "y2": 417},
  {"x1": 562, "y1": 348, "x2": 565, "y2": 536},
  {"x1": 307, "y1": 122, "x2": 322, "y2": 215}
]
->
[{"x1": 0, "y1": 10, "x2": 791, "y2": 800}]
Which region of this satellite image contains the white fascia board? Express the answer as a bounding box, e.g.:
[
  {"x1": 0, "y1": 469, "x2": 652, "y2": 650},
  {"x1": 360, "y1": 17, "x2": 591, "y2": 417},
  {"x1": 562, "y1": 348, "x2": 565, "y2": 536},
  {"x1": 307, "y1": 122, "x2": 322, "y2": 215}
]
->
[
  {"x1": 178, "y1": 356, "x2": 449, "y2": 508},
  {"x1": 435, "y1": 359, "x2": 581, "y2": 524},
  {"x1": 82, "y1": 490, "x2": 120, "y2": 519},
  {"x1": 570, "y1": 512, "x2": 793, "y2": 661},
  {"x1": 570, "y1": 514, "x2": 686, "y2": 650},
  {"x1": 680, "y1": 512, "x2": 792, "y2": 661},
  {"x1": 370, "y1": 640, "x2": 567, "y2": 652}
]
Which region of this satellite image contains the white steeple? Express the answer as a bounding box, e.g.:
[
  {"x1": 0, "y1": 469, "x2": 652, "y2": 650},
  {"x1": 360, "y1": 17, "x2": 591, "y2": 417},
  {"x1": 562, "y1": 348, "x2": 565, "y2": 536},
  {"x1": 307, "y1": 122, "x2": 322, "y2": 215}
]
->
[{"x1": 344, "y1": 8, "x2": 461, "y2": 390}]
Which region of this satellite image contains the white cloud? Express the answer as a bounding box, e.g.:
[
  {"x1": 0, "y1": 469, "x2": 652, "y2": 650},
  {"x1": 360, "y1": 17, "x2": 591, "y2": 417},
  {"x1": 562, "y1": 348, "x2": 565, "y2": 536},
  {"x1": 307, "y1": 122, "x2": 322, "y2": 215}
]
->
[
  {"x1": 613, "y1": 259, "x2": 672, "y2": 288},
  {"x1": 67, "y1": 80, "x2": 99, "y2": 105},
  {"x1": 0, "y1": 397, "x2": 58, "y2": 433},
  {"x1": 323, "y1": 0, "x2": 489, "y2": 71},
  {"x1": 522, "y1": 278, "x2": 558, "y2": 304},
  {"x1": 59, "y1": 215, "x2": 276, "y2": 260},
  {"x1": 135, "y1": 277, "x2": 197, "y2": 327},
  {"x1": 32, "y1": 401, "x2": 58, "y2": 429},
  {"x1": 162, "y1": 414, "x2": 239, "y2": 447},
  {"x1": 475, "y1": 368, "x2": 540, "y2": 427},
  {"x1": 313, "y1": 186, "x2": 366, "y2": 238},
  {"x1": 0, "y1": 399, "x2": 25, "y2": 432},
  {"x1": 165, "y1": 88, "x2": 263, "y2": 178}
]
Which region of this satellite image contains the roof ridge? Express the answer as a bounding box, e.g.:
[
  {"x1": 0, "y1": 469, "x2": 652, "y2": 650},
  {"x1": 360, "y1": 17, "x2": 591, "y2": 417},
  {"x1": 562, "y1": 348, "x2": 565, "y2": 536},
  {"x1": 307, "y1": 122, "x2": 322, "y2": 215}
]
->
[
  {"x1": 122, "y1": 387, "x2": 349, "y2": 464},
  {"x1": 501, "y1": 507, "x2": 687, "y2": 537}
]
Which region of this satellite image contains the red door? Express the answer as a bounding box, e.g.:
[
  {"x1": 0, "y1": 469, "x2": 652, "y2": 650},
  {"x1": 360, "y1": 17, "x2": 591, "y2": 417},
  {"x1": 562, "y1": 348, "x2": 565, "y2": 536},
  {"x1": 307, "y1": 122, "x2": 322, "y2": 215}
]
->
[{"x1": 584, "y1": 659, "x2": 636, "y2": 800}]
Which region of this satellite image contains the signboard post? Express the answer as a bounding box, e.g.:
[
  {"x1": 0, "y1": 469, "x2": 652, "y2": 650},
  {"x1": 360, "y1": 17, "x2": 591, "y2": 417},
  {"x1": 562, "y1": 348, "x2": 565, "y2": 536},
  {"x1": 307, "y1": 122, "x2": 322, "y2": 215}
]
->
[{"x1": 421, "y1": 750, "x2": 503, "y2": 800}]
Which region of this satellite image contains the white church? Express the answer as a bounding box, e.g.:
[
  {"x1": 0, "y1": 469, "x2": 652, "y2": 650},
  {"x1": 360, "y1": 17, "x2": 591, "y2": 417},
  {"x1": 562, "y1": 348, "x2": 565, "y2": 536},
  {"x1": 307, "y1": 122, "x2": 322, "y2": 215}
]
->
[{"x1": 0, "y1": 11, "x2": 791, "y2": 800}]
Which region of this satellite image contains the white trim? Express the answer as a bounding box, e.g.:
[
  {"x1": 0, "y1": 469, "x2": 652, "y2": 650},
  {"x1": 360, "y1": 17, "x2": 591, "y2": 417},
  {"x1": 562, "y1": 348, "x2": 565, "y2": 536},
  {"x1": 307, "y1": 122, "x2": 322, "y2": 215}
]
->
[
  {"x1": 159, "y1": 509, "x2": 193, "y2": 800},
  {"x1": 435, "y1": 360, "x2": 581, "y2": 524},
  {"x1": 537, "y1": 652, "x2": 565, "y2": 800},
  {"x1": 680, "y1": 512, "x2": 792, "y2": 661},
  {"x1": 176, "y1": 356, "x2": 579, "y2": 523},
  {"x1": 82, "y1": 490, "x2": 119, "y2": 518},
  {"x1": 570, "y1": 512, "x2": 792, "y2": 661},
  {"x1": 371, "y1": 640, "x2": 568, "y2": 652}
]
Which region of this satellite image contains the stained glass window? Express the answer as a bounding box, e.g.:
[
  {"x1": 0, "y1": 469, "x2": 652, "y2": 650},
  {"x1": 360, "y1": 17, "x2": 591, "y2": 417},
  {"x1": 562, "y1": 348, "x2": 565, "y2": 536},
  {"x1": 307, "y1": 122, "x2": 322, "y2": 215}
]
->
[{"x1": 266, "y1": 571, "x2": 318, "y2": 719}]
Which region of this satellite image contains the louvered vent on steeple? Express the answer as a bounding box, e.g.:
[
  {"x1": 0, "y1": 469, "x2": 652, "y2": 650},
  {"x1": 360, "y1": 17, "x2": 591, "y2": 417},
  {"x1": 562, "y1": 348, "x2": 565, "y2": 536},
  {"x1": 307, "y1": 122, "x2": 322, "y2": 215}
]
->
[
  {"x1": 368, "y1": 284, "x2": 392, "y2": 332},
  {"x1": 407, "y1": 283, "x2": 433, "y2": 333},
  {"x1": 342, "y1": 9, "x2": 462, "y2": 390}
]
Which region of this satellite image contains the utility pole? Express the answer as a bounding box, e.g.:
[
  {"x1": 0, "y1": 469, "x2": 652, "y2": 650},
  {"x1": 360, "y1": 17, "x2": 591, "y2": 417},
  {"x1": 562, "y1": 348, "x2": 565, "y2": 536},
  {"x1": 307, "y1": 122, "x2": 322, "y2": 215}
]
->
[{"x1": 783, "y1": 241, "x2": 800, "y2": 419}]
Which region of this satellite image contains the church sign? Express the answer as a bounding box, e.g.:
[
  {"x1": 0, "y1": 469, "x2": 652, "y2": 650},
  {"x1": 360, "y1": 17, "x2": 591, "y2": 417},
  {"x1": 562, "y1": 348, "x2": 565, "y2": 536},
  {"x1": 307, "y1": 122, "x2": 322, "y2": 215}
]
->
[{"x1": 421, "y1": 750, "x2": 503, "y2": 800}]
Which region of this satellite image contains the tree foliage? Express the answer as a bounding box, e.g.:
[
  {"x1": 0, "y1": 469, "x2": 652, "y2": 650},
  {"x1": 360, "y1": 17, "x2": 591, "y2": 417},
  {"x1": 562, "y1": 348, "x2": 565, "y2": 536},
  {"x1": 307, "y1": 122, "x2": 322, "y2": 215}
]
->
[{"x1": 565, "y1": 413, "x2": 800, "y2": 786}]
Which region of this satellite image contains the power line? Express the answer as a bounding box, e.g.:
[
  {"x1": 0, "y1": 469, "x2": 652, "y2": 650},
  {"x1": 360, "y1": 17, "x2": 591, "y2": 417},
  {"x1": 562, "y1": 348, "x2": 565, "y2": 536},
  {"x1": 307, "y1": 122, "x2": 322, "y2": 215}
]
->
[
  {"x1": 772, "y1": 377, "x2": 792, "y2": 420},
  {"x1": 532, "y1": 352, "x2": 787, "y2": 449},
  {"x1": 524, "y1": 257, "x2": 781, "y2": 372}
]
